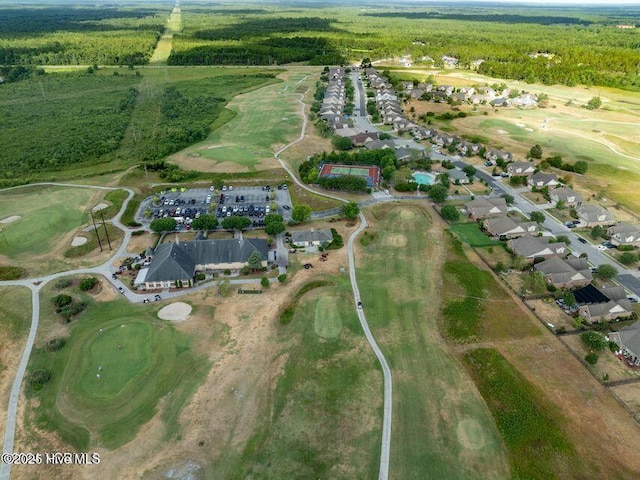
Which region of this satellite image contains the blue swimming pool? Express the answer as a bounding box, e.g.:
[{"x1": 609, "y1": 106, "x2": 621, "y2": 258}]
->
[{"x1": 412, "y1": 172, "x2": 436, "y2": 185}]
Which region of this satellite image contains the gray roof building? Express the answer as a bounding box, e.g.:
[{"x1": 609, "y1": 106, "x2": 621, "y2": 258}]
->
[
  {"x1": 534, "y1": 256, "x2": 592, "y2": 288},
  {"x1": 508, "y1": 236, "x2": 568, "y2": 261},
  {"x1": 291, "y1": 229, "x2": 333, "y2": 246},
  {"x1": 577, "y1": 204, "x2": 615, "y2": 226},
  {"x1": 465, "y1": 197, "x2": 508, "y2": 220},
  {"x1": 610, "y1": 322, "x2": 640, "y2": 364},
  {"x1": 549, "y1": 187, "x2": 582, "y2": 206}
]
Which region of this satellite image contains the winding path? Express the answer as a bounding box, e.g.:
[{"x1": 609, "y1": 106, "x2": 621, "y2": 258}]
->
[
  {"x1": 0, "y1": 74, "x2": 394, "y2": 480},
  {"x1": 274, "y1": 75, "x2": 393, "y2": 480}
]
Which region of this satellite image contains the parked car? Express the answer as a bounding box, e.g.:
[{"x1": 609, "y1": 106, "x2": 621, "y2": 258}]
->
[
  {"x1": 118, "y1": 287, "x2": 125, "y2": 294},
  {"x1": 357, "y1": 301, "x2": 363, "y2": 309},
  {"x1": 578, "y1": 237, "x2": 587, "y2": 244},
  {"x1": 282, "y1": 205, "x2": 291, "y2": 210}
]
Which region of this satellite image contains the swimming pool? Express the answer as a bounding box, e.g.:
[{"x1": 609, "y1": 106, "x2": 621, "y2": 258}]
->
[{"x1": 412, "y1": 172, "x2": 436, "y2": 185}]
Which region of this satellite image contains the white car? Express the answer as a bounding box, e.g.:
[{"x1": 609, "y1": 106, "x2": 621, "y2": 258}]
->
[
  {"x1": 222, "y1": 185, "x2": 227, "y2": 191},
  {"x1": 228, "y1": 185, "x2": 233, "y2": 191},
  {"x1": 596, "y1": 245, "x2": 607, "y2": 251}
]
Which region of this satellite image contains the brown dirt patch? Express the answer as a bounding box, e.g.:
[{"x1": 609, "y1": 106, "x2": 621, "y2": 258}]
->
[
  {"x1": 384, "y1": 234, "x2": 407, "y2": 247},
  {"x1": 526, "y1": 299, "x2": 575, "y2": 331}
]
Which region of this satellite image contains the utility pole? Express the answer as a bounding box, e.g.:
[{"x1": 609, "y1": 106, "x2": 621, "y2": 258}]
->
[
  {"x1": 99, "y1": 210, "x2": 112, "y2": 250},
  {"x1": 90, "y1": 210, "x2": 103, "y2": 251}
]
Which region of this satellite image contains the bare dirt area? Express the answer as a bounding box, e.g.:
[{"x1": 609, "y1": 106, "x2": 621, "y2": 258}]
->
[
  {"x1": 125, "y1": 232, "x2": 157, "y2": 255},
  {"x1": 610, "y1": 383, "x2": 640, "y2": 419},
  {"x1": 527, "y1": 299, "x2": 576, "y2": 331}
]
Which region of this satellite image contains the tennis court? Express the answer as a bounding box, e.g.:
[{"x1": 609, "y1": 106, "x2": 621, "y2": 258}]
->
[{"x1": 319, "y1": 163, "x2": 380, "y2": 187}]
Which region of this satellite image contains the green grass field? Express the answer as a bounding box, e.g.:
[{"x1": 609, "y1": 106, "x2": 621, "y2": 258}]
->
[
  {"x1": 26, "y1": 285, "x2": 208, "y2": 450},
  {"x1": 0, "y1": 185, "x2": 99, "y2": 258},
  {"x1": 358, "y1": 203, "x2": 510, "y2": 479},
  {"x1": 0, "y1": 286, "x2": 31, "y2": 341},
  {"x1": 174, "y1": 70, "x2": 314, "y2": 172},
  {"x1": 463, "y1": 348, "x2": 589, "y2": 480},
  {"x1": 212, "y1": 279, "x2": 380, "y2": 479},
  {"x1": 449, "y1": 222, "x2": 502, "y2": 247}
]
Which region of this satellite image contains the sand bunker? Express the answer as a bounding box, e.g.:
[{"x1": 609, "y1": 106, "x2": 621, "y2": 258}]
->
[
  {"x1": 496, "y1": 129, "x2": 508, "y2": 134},
  {"x1": 158, "y1": 302, "x2": 192, "y2": 322},
  {"x1": 93, "y1": 203, "x2": 108, "y2": 211},
  {"x1": 71, "y1": 236, "x2": 88, "y2": 246},
  {"x1": 515, "y1": 123, "x2": 526, "y2": 127},
  {"x1": 525, "y1": 128, "x2": 534, "y2": 132},
  {"x1": 0, "y1": 215, "x2": 21, "y2": 224}
]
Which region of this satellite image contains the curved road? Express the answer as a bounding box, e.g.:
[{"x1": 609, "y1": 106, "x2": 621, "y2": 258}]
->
[
  {"x1": 1, "y1": 76, "x2": 394, "y2": 480},
  {"x1": 274, "y1": 77, "x2": 393, "y2": 480}
]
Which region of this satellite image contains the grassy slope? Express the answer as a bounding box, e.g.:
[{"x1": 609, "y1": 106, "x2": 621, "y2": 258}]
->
[
  {"x1": 210, "y1": 279, "x2": 381, "y2": 479},
  {"x1": 0, "y1": 285, "x2": 31, "y2": 344},
  {"x1": 25, "y1": 283, "x2": 208, "y2": 450},
  {"x1": 358, "y1": 203, "x2": 509, "y2": 479}
]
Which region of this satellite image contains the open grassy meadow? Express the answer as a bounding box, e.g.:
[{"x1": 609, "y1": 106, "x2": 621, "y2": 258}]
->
[
  {"x1": 171, "y1": 69, "x2": 316, "y2": 173},
  {"x1": 357, "y1": 203, "x2": 510, "y2": 479},
  {"x1": 23, "y1": 281, "x2": 208, "y2": 451},
  {"x1": 210, "y1": 277, "x2": 381, "y2": 479}
]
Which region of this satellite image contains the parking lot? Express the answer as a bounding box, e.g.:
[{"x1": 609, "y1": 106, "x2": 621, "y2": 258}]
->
[{"x1": 139, "y1": 184, "x2": 293, "y2": 231}]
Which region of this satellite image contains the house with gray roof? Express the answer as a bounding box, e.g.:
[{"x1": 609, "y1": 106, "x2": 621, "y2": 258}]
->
[
  {"x1": 464, "y1": 197, "x2": 508, "y2": 220},
  {"x1": 577, "y1": 204, "x2": 615, "y2": 227},
  {"x1": 507, "y1": 161, "x2": 536, "y2": 177},
  {"x1": 549, "y1": 187, "x2": 582, "y2": 207},
  {"x1": 574, "y1": 284, "x2": 633, "y2": 323},
  {"x1": 135, "y1": 238, "x2": 268, "y2": 290},
  {"x1": 534, "y1": 256, "x2": 592, "y2": 289},
  {"x1": 610, "y1": 322, "x2": 640, "y2": 365},
  {"x1": 483, "y1": 216, "x2": 538, "y2": 239},
  {"x1": 507, "y1": 236, "x2": 568, "y2": 262},
  {"x1": 364, "y1": 139, "x2": 396, "y2": 151},
  {"x1": 456, "y1": 142, "x2": 481, "y2": 157},
  {"x1": 447, "y1": 168, "x2": 472, "y2": 184},
  {"x1": 607, "y1": 222, "x2": 640, "y2": 247},
  {"x1": 485, "y1": 149, "x2": 512, "y2": 163},
  {"x1": 528, "y1": 172, "x2": 560, "y2": 190},
  {"x1": 291, "y1": 229, "x2": 333, "y2": 248}
]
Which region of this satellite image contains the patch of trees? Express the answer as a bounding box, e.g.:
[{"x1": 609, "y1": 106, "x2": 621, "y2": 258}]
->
[
  {"x1": 191, "y1": 214, "x2": 218, "y2": 231},
  {"x1": 292, "y1": 204, "x2": 312, "y2": 223},
  {"x1": 264, "y1": 214, "x2": 286, "y2": 235},
  {"x1": 343, "y1": 202, "x2": 360, "y2": 220},
  {"x1": 317, "y1": 175, "x2": 368, "y2": 192},
  {"x1": 362, "y1": 11, "x2": 592, "y2": 26},
  {"x1": 221, "y1": 216, "x2": 251, "y2": 231},
  {"x1": 52, "y1": 294, "x2": 86, "y2": 322},
  {"x1": 79, "y1": 277, "x2": 98, "y2": 291},
  {"x1": 150, "y1": 217, "x2": 177, "y2": 233},
  {"x1": 540, "y1": 156, "x2": 588, "y2": 174},
  {"x1": 0, "y1": 65, "x2": 45, "y2": 83}
]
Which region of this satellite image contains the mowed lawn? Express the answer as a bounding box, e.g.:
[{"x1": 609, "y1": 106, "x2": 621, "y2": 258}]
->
[
  {"x1": 196, "y1": 71, "x2": 315, "y2": 170},
  {"x1": 449, "y1": 222, "x2": 502, "y2": 247},
  {"x1": 358, "y1": 204, "x2": 509, "y2": 480},
  {"x1": 0, "y1": 185, "x2": 100, "y2": 258},
  {"x1": 26, "y1": 285, "x2": 208, "y2": 450}
]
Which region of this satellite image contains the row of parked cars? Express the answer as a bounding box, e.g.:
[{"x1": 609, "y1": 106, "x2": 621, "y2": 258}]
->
[
  {"x1": 216, "y1": 204, "x2": 270, "y2": 218},
  {"x1": 154, "y1": 207, "x2": 206, "y2": 219}
]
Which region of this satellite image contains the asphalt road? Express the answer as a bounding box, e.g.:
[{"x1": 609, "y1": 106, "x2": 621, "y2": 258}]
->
[{"x1": 453, "y1": 159, "x2": 640, "y2": 297}]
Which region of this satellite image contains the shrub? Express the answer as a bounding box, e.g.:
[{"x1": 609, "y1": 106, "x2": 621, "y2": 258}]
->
[
  {"x1": 240, "y1": 265, "x2": 251, "y2": 275},
  {"x1": 581, "y1": 331, "x2": 607, "y2": 351},
  {"x1": 223, "y1": 269, "x2": 231, "y2": 275},
  {"x1": 29, "y1": 370, "x2": 51, "y2": 391},
  {"x1": 54, "y1": 278, "x2": 72, "y2": 290},
  {"x1": 440, "y1": 205, "x2": 460, "y2": 221},
  {"x1": 261, "y1": 276, "x2": 270, "y2": 288},
  {"x1": 53, "y1": 294, "x2": 72, "y2": 309},
  {"x1": 79, "y1": 277, "x2": 98, "y2": 291},
  {"x1": 585, "y1": 352, "x2": 598, "y2": 365},
  {"x1": 45, "y1": 338, "x2": 66, "y2": 352},
  {"x1": 278, "y1": 274, "x2": 287, "y2": 283},
  {"x1": 617, "y1": 245, "x2": 635, "y2": 251},
  {"x1": 195, "y1": 273, "x2": 206, "y2": 281},
  {"x1": 131, "y1": 230, "x2": 146, "y2": 236},
  {"x1": 619, "y1": 252, "x2": 637, "y2": 265}
]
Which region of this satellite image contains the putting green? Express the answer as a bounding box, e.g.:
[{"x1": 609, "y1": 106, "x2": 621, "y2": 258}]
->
[
  {"x1": 313, "y1": 296, "x2": 342, "y2": 340},
  {"x1": 76, "y1": 322, "x2": 152, "y2": 399}
]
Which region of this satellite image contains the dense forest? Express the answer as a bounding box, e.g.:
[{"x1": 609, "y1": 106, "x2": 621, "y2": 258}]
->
[
  {"x1": 167, "y1": 4, "x2": 640, "y2": 91},
  {"x1": 0, "y1": 6, "x2": 165, "y2": 65}
]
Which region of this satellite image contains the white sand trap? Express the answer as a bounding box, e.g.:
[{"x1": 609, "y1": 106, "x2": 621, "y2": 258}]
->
[
  {"x1": 158, "y1": 302, "x2": 192, "y2": 322},
  {"x1": 515, "y1": 123, "x2": 526, "y2": 127},
  {"x1": 71, "y1": 236, "x2": 88, "y2": 246},
  {"x1": 496, "y1": 129, "x2": 508, "y2": 134},
  {"x1": 525, "y1": 128, "x2": 534, "y2": 132},
  {"x1": 93, "y1": 203, "x2": 108, "y2": 211},
  {"x1": 0, "y1": 215, "x2": 21, "y2": 224}
]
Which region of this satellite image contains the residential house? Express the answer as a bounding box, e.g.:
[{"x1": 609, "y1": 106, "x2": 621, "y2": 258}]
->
[
  {"x1": 410, "y1": 88, "x2": 426, "y2": 99},
  {"x1": 412, "y1": 126, "x2": 436, "y2": 140},
  {"x1": 574, "y1": 284, "x2": 634, "y2": 323},
  {"x1": 507, "y1": 161, "x2": 536, "y2": 177},
  {"x1": 511, "y1": 94, "x2": 538, "y2": 108},
  {"x1": 549, "y1": 187, "x2": 583, "y2": 207},
  {"x1": 400, "y1": 81, "x2": 414, "y2": 92},
  {"x1": 485, "y1": 149, "x2": 512, "y2": 163},
  {"x1": 609, "y1": 322, "x2": 640, "y2": 366},
  {"x1": 433, "y1": 133, "x2": 456, "y2": 148},
  {"x1": 483, "y1": 216, "x2": 538, "y2": 239},
  {"x1": 490, "y1": 97, "x2": 510, "y2": 107},
  {"x1": 457, "y1": 142, "x2": 481, "y2": 157},
  {"x1": 364, "y1": 139, "x2": 396, "y2": 151},
  {"x1": 534, "y1": 256, "x2": 592, "y2": 289},
  {"x1": 394, "y1": 148, "x2": 414, "y2": 162},
  {"x1": 436, "y1": 85, "x2": 455, "y2": 96},
  {"x1": 393, "y1": 118, "x2": 412, "y2": 132},
  {"x1": 135, "y1": 238, "x2": 268, "y2": 290},
  {"x1": 577, "y1": 205, "x2": 615, "y2": 227},
  {"x1": 450, "y1": 92, "x2": 467, "y2": 104},
  {"x1": 464, "y1": 197, "x2": 508, "y2": 220},
  {"x1": 607, "y1": 222, "x2": 640, "y2": 247},
  {"x1": 528, "y1": 172, "x2": 560, "y2": 190},
  {"x1": 508, "y1": 236, "x2": 568, "y2": 262},
  {"x1": 350, "y1": 131, "x2": 380, "y2": 147},
  {"x1": 290, "y1": 229, "x2": 333, "y2": 248},
  {"x1": 447, "y1": 168, "x2": 472, "y2": 185}
]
